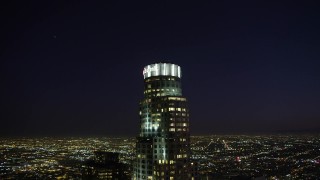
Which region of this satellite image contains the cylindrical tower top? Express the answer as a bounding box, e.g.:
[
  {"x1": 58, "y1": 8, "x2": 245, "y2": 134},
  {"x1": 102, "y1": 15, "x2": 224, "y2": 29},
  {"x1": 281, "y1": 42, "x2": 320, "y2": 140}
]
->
[{"x1": 142, "y1": 63, "x2": 181, "y2": 79}]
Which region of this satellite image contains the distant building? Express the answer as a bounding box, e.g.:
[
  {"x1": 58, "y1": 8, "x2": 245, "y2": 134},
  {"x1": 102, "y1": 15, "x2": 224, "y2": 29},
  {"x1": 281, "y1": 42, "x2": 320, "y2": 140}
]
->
[
  {"x1": 134, "y1": 63, "x2": 197, "y2": 180},
  {"x1": 82, "y1": 151, "x2": 130, "y2": 180}
]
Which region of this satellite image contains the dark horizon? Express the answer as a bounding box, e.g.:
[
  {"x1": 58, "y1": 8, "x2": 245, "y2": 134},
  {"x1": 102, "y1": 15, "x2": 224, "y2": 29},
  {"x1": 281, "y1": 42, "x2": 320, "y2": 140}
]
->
[
  {"x1": 1, "y1": 1, "x2": 320, "y2": 136},
  {"x1": 1, "y1": 127, "x2": 319, "y2": 138}
]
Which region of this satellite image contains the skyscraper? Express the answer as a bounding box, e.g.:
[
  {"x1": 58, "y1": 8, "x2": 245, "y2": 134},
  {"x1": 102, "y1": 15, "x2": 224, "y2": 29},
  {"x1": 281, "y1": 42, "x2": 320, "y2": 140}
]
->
[{"x1": 134, "y1": 63, "x2": 196, "y2": 180}]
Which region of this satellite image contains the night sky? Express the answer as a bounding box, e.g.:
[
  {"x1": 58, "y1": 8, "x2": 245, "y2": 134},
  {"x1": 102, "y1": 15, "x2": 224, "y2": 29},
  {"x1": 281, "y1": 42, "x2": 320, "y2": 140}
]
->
[{"x1": 1, "y1": 1, "x2": 320, "y2": 136}]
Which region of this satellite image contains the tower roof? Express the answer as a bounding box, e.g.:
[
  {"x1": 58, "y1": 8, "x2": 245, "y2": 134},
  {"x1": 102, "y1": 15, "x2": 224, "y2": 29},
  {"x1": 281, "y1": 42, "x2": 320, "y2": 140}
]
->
[{"x1": 142, "y1": 62, "x2": 181, "y2": 79}]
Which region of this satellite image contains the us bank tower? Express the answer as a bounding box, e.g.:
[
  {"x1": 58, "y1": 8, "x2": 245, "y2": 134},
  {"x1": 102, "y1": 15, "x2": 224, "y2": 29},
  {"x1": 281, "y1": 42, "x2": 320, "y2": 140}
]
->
[{"x1": 134, "y1": 63, "x2": 196, "y2": 180}]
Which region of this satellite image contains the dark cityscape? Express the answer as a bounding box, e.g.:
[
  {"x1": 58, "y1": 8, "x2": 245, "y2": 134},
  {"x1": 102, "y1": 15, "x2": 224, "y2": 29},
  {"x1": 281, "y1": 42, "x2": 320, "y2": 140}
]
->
[
  {"x1": 1, "y1": 1, "x2": 320, "y2": 179},
  {"x1": 1, "y1": 135, "x2": 320, "y2": 179}
]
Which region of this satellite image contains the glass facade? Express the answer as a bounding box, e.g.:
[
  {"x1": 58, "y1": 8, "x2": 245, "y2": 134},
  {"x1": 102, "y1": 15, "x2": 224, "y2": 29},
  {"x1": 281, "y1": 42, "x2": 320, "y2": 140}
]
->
[{"x1": 134, "y1": 63, "x2": 196, "y2": 180}]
